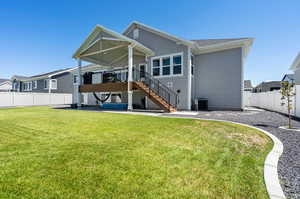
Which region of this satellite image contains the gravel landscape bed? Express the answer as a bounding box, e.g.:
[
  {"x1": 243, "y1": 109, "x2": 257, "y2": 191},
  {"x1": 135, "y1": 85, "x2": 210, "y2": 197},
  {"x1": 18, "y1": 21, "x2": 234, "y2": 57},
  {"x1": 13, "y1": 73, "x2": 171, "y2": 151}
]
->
[{"x1": 163, "y1": 108, "x2": 300, "y2": 199}]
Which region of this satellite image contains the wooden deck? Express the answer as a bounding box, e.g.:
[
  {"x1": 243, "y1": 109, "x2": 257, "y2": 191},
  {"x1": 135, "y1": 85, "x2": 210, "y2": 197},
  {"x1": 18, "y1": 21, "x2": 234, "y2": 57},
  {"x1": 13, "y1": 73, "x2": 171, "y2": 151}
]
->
[
  {"x1": 79, "y1": 82, "x2": 138, "y2": 93},
  {"x1": 79, "y1": 82, "x2": 176, "y2": 112}
]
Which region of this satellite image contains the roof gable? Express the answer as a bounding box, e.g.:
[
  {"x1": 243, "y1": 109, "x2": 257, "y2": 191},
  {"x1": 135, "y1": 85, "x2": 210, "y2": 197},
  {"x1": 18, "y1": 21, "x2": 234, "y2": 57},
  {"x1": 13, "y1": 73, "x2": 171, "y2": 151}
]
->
[
  {"x1": 73, "y1": 25, "x2": 154, "y2": 60},
  {"x1": 290, "y1": 52, "x2": 300, "y2": 71},
  {"x1": 123, "y1": 21, "x2": 194, "y2": 47}
]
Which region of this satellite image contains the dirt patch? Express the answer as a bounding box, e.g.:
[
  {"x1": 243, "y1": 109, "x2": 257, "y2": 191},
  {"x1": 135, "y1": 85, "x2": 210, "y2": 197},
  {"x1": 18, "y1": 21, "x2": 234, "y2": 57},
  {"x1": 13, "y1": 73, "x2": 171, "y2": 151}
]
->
[{"x1": 225, "y1": 132, "x2": 269, "y2": 148}]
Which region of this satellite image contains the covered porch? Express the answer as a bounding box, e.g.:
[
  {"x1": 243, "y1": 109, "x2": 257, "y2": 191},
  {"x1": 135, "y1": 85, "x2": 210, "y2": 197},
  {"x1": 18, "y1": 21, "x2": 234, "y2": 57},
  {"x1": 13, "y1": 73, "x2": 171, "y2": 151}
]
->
[{"x1": 72, "y1": 25, "x2": 177, "y2": 112}]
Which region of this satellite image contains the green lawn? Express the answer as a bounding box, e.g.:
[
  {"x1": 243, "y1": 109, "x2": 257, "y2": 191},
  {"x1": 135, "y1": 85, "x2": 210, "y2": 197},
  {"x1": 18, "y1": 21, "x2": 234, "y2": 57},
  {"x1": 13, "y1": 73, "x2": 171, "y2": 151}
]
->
[{"x1": 0, "y1": 107, "x2": 271, "y2": 199}]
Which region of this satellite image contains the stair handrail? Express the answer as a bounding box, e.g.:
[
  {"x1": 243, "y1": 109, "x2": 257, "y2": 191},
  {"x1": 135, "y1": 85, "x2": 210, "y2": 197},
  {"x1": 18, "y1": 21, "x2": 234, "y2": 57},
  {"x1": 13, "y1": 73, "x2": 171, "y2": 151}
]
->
[
  {"x1": 133, "y1": 67, "x2": 178, "y2": 108},
  {"x1": 89, "y1": 67, "x2": 178, "y2": 108}
]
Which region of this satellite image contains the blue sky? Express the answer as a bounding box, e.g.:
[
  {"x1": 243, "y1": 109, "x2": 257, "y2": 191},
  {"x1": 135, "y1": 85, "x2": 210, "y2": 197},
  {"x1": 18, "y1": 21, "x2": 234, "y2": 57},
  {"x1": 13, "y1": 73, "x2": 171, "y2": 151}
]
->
[{"x1": 1, "y1": 0, "x2": 299, "y2": 85}]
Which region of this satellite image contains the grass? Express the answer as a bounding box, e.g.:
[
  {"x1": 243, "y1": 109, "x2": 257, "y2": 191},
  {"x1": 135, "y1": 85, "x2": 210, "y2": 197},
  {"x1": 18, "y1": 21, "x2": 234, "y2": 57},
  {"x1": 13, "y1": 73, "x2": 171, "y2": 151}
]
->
[{"x1": 0, "y1": 106, "x2": 272, "y2": 199}]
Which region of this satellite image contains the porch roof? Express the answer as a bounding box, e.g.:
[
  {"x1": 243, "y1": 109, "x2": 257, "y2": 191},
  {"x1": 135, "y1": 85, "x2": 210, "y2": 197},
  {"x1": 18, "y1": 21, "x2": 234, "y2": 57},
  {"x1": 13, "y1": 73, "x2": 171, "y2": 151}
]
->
[{"x1": 72, "y1": 25, "x2": 154, "y2": 67}]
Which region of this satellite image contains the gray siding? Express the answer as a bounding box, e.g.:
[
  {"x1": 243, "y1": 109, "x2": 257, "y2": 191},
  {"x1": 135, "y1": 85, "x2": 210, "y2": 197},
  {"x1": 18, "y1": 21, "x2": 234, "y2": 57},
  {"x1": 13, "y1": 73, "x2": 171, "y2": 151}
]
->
[
  {"x1": 294, "y1": 69, "x2": 300, "y2": 84},
  {"x1": 51, "y1": 72, "x2": 73, "y2": 93},
  {"x1": 16, "y1": 72, "x2": 73, "y2": 94},
  {"x1": 193, "y1": 48, "x2": 243, "y2": 110},
  {"x1": 126, "y1": 28, "x2": 189, "y2": 110}
]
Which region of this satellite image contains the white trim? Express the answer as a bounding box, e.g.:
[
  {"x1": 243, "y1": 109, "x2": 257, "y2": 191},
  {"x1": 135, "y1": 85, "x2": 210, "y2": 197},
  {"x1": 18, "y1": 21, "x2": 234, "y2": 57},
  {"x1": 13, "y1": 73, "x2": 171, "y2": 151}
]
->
[
  {"x1": 241, "y1": 47, "x2": 245, "y2": 109},
  {"x1": 73, "y1": 25, "x2": 154, "y2": 59},
  {"x1": 33, "y1": 80, "x2": 37, "y2": 89},
  {"x1": 101, "y1": 37, "x2": 127, "y2": 42},
  {"x1": 193, "y1": 38, "x2": 254, "y2": 56},
  {"x1": 127, "y1": 45, "x2": 133, "y2": 111},
  {"x1": 187, "y1": 47, "x2": 192, "y2": 110},
  {"x1": 289, "y1": 52, "x2": 300, "y2": 71},
  {"x1": 50, "y1": 79, "x2": 57, "y2": 90},
  {"x1": 150, "y1": 52, "x2": 183, "y2": 78},
  {"x1": 80, "y1": 44, "x2": 127, "y2": 58},
  {"x1": 76, "y1": 59, "x2": 82, "y2": 107}
]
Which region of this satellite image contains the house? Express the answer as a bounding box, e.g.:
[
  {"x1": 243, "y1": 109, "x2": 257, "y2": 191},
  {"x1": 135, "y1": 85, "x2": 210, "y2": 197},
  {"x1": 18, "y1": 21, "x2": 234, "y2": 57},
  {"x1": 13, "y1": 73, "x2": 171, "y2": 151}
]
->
[
  {"x1": 282, "y1": 74, "x2": 294, "y2": 83},
  {"x1": 253, "y1": 81, "x2": 281, "y2": 92},
  {"x1": 0, "y1": 79, "x2": 12, "y2": 92},
  {"x1": 11, "y1": 68, "x2": 73, "y2": 93},
  {"x1": 244, "y1": 80, "x2": 253, "y2": 92},
  {"x1": 289, "y1": 52, "x2": 300, "y2": 84},
  {"x1": 72, "y1": 21, "x2": 253, "y2": 111}
]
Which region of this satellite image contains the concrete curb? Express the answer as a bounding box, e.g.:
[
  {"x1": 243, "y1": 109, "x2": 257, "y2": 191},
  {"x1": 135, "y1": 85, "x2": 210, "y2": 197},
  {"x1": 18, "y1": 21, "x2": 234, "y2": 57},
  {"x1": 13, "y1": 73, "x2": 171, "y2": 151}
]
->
[{"x1": 102, "y1": 110, "x2": 286, "y2": 199}]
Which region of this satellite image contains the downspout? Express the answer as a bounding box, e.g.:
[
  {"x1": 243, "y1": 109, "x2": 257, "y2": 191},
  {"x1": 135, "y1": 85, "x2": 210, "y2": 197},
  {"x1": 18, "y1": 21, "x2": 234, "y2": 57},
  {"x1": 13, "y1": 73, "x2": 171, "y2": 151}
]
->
[
  {"x1": 76, "y1": 59, "x2": 82, "y2": 107},
  {"x1": 187, "y1": 46, "x2": 192, "y2": 110}
]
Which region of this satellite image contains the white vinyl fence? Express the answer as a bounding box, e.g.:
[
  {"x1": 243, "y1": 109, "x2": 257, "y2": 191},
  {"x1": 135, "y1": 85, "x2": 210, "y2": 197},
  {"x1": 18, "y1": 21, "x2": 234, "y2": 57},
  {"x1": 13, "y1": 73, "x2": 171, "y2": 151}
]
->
[
  {"x1": 245, "y1": 85, "x2": 300, "y2": 117},
  {"x1": 0, "y1": 92, "x2": 72, "y2": 107}
]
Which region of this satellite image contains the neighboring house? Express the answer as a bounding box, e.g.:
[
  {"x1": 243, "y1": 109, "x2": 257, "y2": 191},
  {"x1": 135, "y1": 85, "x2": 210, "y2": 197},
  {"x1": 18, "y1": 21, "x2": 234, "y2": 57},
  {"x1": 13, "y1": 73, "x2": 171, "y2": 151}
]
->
[
  {"x1": 253, "y1": 81, "x2": 281, "y2": 92},
  {"x1": 244, "y1": 80, "x2": 253, "y2": 92},
  {"x1": 282, "y1": 74, "x2": 294, "y2": 83},
  {"x1": 289, "y1": 52, "x2": 300, "y2": 84},
  {"x1": 0, "y1": 79, "x2": 12, "y2": 92},
  {"x1": 72, "y1": 21, "x2": 253, "y2": 111},
  {"x1": 11, "y1": 68, "x2": 73, "y2": 93}
]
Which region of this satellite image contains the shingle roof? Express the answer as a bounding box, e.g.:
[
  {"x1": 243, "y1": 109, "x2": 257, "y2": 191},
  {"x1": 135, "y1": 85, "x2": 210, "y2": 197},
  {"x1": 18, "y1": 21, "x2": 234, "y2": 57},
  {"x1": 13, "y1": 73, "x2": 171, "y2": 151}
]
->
[
  {"x1": 255, "y1": 81, "x2": 281, "y2": 89},
  {"x1": 244, "y1": 80, "x2": 253, "y2": 88},
  {"x1": 11, "y1": 75, "x2": 29, "y2": 81},
  {"x1": 0, "y1": 79, "x2": 9, "y2": 84},
  {"x1": 282, "y1": 74, "x2": 294, "y2": 81},
  {"x1": 11, "y1": 68, "x2": 71, "y2": 81},
  {"x1": 191, "y1": 38, "x2": 250, "y2": 47},
  {"x1": 29, "y1": 68, "x2": 71, "y2": 78}
]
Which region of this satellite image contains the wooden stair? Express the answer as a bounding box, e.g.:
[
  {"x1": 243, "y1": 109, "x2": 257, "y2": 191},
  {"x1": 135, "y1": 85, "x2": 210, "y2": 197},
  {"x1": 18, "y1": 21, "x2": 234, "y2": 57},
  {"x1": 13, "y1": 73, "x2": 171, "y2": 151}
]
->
[{"x1": 133, "y1": 81, "x2": 177, "y2": 113}]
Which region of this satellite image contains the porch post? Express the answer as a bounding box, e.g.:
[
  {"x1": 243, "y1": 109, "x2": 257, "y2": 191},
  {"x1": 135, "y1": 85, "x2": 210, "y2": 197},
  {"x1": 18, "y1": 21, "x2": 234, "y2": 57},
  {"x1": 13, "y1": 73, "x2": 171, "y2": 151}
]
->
[
  {"x1": 127, "y1": 45, "x2": 133, "y2": 111},
  {"x1": 187, "y1": 46, "x2": 192, "y2": 110},
  {"x1": 76, "y1": 59, "x2": 82, "y2": 107},
  {"x1": 48, "y1": 79, "x2": 52, "y2": 94}
]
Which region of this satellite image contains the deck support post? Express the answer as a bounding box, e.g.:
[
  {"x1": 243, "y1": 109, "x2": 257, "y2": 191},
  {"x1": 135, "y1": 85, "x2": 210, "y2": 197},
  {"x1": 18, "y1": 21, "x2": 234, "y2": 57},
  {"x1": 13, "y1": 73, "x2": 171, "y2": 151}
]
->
[
  {"x1": 127, "y1": 45, "x2": 133, "y2": 111},
  {"x1": 187, "y1": 46, "x2": 192, "y2": 110},
  {"x1": 76, "y1": 59, "x2": 82, "y2": 107}
]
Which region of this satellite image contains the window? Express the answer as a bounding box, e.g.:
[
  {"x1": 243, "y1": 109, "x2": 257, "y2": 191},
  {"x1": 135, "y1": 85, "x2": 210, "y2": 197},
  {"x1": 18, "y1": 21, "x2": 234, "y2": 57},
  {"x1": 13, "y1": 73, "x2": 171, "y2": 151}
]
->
[
  {"x1": 173, "y1": 55, "x2": 182, "y2": 75},
  {"x1": 50, "y1": 79, "x2": 57, "y2": 89},
  {"x1": 28, "y1": 82, "x2": 32, "y2": 91},
  {"x1": 191, "y1": 55, "x2": 194, "y2": 75},
  {"x1": 162, "y1": 57, "x2": 171, "y2": 76},
  {"x1": 151, "y1": 53, "x2": 183, "y2": 77},
  {"x1": 44, "y1": 79, "x2": 49, "y2": 89},
  {"x1": 139, "y1": 64, "x2": 146, "y2": 78},
  {"x1": 73, "y1": 75, "x2": 78, "y2": 84},
  {"x1": 22, "y1": 82, "x2": 31, "y2": 91},
  {"x1": 33, "y1": 80, "x2": 37, "y2": 89},
  {"x1": 13, "y1": 82, "x2": 18, "y2": 90},
  {"x1": 133, "y1": 28, "x2": 139, "y2": 39},
  {"x1": 152, "y1": 59, "x2": 160, "y2": 76}
]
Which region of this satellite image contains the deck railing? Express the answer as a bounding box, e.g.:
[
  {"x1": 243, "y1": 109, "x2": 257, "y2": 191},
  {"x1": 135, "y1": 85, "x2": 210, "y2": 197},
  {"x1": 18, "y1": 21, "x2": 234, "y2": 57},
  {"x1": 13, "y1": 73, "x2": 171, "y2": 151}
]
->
[
  {"x1": 132, "y1": 68, "x2": 178, "y2": 108},
  {"x1": 83, "y1": 67, "x2": 178, "y2": 108}
]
